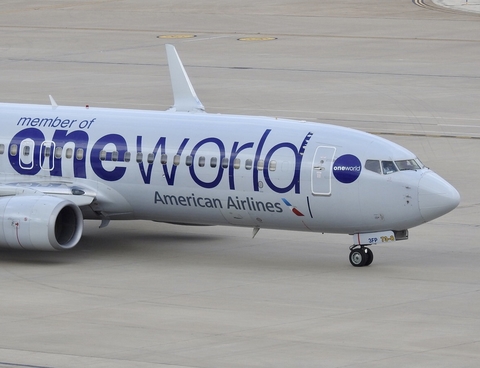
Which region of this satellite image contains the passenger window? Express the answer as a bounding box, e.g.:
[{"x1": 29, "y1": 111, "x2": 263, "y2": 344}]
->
[
  {"x1": 100, "y1": 150, "x2": 107, "y2": 161},
  {"x1": 269, "y1": 160, "x2": 277, "y2": 171},
  {"x1": 23, "y1": 146, "x2": 30, "y2": 156},
  {"x1": 0, "y1": 144, "x2": 4, "y2": 154},
  {"x1": 233, "y1": 158, "x2": 241, "y2": 169},
  {"x1": 198, "y1": 156, "x2": 205, "y2": 167},
  {"x1": 76, "y1": 148, "x2": 84, "y2": 160},
  {"x1": 186, "y1": 155, "x2": 193, "y2": 166},
  {"x1": 112, "y1": 151, "x2": 119, "y2": 162},
  {"x1": 147, "y1": 153, "x2": 155, "y2": 164},
  {"x1": 210, "y1": 157, "x2": 217, "y2": 168},
  {"x1": 124, "y1": 152, "x2": 131, "y2": 162},
  {"x1": 257, "y1": 159, "x2": 264, "y2": 170},
  {"x1": 55, "y1": 146, "x2": 63, "y2": 159},
  {"x1": 382, "y1": 161, "x2": 398, "y2": 175},
  {"x1": 161, "y1": 154, "x2": 168, "y2": 165},
  {"x1": 173, "y1": 155, "x2": 181, "y2": 166},
  {"x1": 44, "y1": 146, "x2": 51, "y2": 158},
  {"x1": 245, "y1": 159, "x2": 252, "y2": 170},
  {"x1": 10, "y1": 144, "x2": 18, "y2": 156},
  {"x1": 65, "y1": 148, "x2": 73, "y2": 159},
  {"x1": 365, "y1": 160, "x2": 381, "y2": 174},
  {"x1": 136, "y1": 152, "x2": 143, "y2": 163},
  {"x1": 221, "y1": 157, "x2": 229, "y2": 169}
]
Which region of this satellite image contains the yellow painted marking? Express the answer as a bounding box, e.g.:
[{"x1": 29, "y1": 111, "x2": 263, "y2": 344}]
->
[
  {"x1": 157, "y1": 34, "x2": 196, "y2": 39},
  {"x1": 237, "y1": 37, "x2": 277, "y2": 42}
]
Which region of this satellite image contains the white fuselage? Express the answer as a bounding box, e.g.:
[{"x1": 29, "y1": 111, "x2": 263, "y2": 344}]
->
[{"x1": 0, "y1": 103, "x2": 459, "y2": 236}]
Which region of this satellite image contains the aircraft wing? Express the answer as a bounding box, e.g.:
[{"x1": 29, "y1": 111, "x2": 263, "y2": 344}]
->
[{"x1": 0, "y1": 182, "x2": 95, "y2": 207}]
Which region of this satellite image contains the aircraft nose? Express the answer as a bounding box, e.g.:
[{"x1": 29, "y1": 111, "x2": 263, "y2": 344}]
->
[{"x1": 418, "y1": 172, "x2": 460, "y2": 223}]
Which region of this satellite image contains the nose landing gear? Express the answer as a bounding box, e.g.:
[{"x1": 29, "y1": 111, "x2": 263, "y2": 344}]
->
[{"x1": 349, "y1": 246, "x2": 374, "y2": 267}]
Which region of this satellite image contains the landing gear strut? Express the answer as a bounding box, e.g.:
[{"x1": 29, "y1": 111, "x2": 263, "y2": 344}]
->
[{"x1": 349, "y1": 246, "x2": 374, "y2": 267}]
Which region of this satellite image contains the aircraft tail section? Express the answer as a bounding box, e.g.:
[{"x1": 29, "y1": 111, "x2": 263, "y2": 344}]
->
[{"x1": 166, "y1": 44, "x2": 205, "y2": 113}]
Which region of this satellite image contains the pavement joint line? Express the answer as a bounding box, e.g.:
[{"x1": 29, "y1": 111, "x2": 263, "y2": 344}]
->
[
  {"x1": 0, "y1": 362, "x2": 53, "y2": 368},
  {"x1": 371, "y1": 131, "x2": 480, "y2": 139}
]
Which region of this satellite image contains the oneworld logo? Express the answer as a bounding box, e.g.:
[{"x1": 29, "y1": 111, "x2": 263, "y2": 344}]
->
[
  {"x1": 333, "y1": 154, "x2": 362, "y2": 184},
  {"x1": 8, "y1": 121, "x2": 314, "y2": 195}
]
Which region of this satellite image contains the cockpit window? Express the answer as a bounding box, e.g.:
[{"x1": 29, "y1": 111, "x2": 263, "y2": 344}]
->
[
  {"x1": 395, "y1": 159, "x2": 421, "y2": 171},
  {"x1": 368, "y1": 158, "x2": 423, "y2": 175},
  {"x1": 365, "y1": 160, "x2": 381, "y2": 174},
  {"x1": 382, "y1": 161, "x2": 398, "y2": 175},
  {"x1": 415, "y1": 158, "x2": 425, "y2": 168}
]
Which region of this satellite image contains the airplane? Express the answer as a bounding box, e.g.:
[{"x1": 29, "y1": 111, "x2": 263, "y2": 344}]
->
[{"x1": 0, "y1": 44, "x2": 460, "y2": 267}]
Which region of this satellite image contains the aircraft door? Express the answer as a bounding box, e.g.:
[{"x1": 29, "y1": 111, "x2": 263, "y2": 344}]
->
[
  {"x1": 19, "y1": 139, "x2": 35, "y2": 170},
  {"x1": 311, "y1": 146, "x2": 336, "y2": 195},
  {"x1": 40, "y1": 141, "x2": 55, "y2": 171}
]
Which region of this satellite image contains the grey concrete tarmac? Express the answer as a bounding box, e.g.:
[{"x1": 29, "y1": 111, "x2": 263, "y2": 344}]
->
[{"x1": 1, "y1": 1, "x2": 479, "y2": 367}]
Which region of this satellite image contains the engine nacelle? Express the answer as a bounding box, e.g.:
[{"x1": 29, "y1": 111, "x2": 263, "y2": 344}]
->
[{"x1": 0, "y1": 196, "x2": 84, "y2": 250}]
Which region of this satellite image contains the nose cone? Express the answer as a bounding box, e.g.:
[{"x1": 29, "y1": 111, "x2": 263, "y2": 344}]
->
[{"x1": 418, "y1": 172, "x2": 460, "y2": 222}]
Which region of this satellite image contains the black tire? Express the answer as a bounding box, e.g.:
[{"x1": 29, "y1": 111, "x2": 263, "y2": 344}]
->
[
  {"x1": 365, "y1": 248, "x2": 374, "y2": 266},
  {"x1": 349, "y1": 249, "x2": 366, "y2": 267}
]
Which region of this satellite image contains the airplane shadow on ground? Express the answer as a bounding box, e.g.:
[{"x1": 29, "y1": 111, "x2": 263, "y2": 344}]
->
[
  {"x1": 0, "y1": 222, "x2": 351, "y2": 271},
  {"x1": 0, "y1": 223, "x2": 223, "y2": 266}
]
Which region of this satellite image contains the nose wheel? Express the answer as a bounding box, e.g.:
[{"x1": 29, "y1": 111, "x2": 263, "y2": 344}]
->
[{"x1": 349, "y1": 246, "x2": 374, "y2": 267}]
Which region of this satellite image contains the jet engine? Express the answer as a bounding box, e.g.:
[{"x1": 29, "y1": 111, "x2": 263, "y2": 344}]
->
[{"x1": 0, "y1": 196, "x2": 83, "y2": 250}]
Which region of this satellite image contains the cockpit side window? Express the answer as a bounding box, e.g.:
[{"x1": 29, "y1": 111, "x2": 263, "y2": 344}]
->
[
  {"x1": 365, "y1": 160, "x2": 381, "y2": 174},
  {"x1": 395, "y1": 159, "x2": 421, "y2": 171},
  {"x1": 415, "y1": 158, "x2": 425, "y2": 169},
  {"x1": 382, "y1": 161, "x2": 398, "y2": 175}
]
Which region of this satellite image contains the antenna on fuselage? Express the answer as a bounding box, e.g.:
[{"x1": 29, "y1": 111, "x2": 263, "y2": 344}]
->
[{"x1": 165, "y1": 44, "x2": 205, "y2": 113}]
